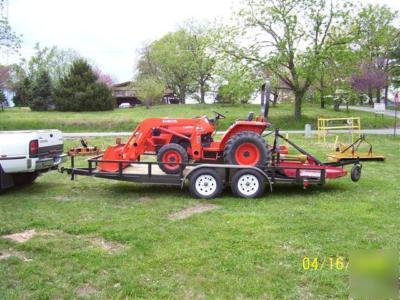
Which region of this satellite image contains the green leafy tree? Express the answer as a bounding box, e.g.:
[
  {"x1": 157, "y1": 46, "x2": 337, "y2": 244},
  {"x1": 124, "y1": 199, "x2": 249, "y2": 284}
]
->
[
  {"x1": 137, "y1": 26, "x2": 216, "y2": 104},
  {"x1": 216, "y1": 63, "x2": 261, "y2": 104},
  {"x1": 0, "y1": 0, "x2": 21, "y2": 52},
  {"x1": 135, "y1": 76, "x2": 165, "y2": 108},
  {"x1": 0, "y1": 89, "x2": 6, "y2": 110},
  {"x1": 184, "y1": 22, "x2": 216, "y2": 103},
  {"x1": 352, "y1": 4, "x2": 399, "y2": 104},
  {"x1": 12, "y1": 77, "x2": 32, "y2": 107},
  {"x1": 219, "y1": 0, "x2": 353, "y2": 120},
  {"x1": 29, "y1": 70, "x2": 52, "y2": 111},
  {"x1": 54, "y1": 59, "x2": 114, "y2": 111}
]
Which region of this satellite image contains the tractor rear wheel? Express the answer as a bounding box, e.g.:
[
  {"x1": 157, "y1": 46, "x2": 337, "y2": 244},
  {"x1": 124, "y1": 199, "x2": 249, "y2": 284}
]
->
[
  {"x1": 223, "y1": 131, "x2": 267, "y2": 168},
  {"x1": 157, "y1": 143, "x2": 188, "y2": 174}
]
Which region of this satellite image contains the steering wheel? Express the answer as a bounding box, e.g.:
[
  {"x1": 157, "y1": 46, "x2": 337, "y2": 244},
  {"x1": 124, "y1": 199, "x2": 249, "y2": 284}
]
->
[{"x1": 213, "y1": 111, "x2": 226, "y2": 120}]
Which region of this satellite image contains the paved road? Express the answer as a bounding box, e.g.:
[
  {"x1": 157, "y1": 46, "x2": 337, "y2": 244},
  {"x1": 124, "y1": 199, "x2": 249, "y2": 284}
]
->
[
  {"x1": 63, "y1": 128, "x2": 399, "y2": 139},
  {"x1": 341, "y1": 105, "x2": 400, "y2": 118}
]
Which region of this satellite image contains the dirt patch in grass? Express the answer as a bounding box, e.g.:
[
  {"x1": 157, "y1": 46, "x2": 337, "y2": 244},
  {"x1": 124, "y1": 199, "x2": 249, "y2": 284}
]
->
[
  {"x1": 0, "y1": 249, "x2": 32, "y2": 262},
  {"x1": 76, "y1": 283, "x2": 99, "y2": 297},
  {"x1": 90, "y1": 237, "x2": 126, "y2": 254},
  {"x1": 169, "y1": 203, "x2": 220, "y2": 220},
  {"x1": 137, "y1": 196, "x2": 153, "y2": 203},
  {"x1": 2, "y1": 229, "x2": 37, "y2": 243}
]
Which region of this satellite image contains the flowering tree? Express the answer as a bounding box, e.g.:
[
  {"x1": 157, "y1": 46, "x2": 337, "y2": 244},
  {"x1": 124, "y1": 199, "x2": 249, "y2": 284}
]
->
[
  {"x1": 93, "y1": 68, "x2": 115, "y2": 87},
  {"x1": 351, "y1": 63, "x2": 388, "y2": 104}
]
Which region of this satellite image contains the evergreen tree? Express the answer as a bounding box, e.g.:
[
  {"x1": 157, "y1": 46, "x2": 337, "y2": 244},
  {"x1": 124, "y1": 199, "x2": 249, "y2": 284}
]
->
[
  {"x1": 29, "y1": 69, "x2": 52, "y2": 111},
  {"x1": 0, "y1": 89, "x2": 7, "y2": 110},
  {"x1": 12, "y1": 77, "x2": 32, "y2": 107},
  {"x1": 54, "y1": 59, "x2": 114, "y2": 111}
]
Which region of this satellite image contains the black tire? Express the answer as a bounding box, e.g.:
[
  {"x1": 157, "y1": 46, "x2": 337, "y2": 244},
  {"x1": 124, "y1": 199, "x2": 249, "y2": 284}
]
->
[
  {"x1": 223, "y1": 131, "x2": 268, "y2": 168},
  {"x1": 12, "y1": 172, "x2": 38, "y2": 186},
  {"x1": 231, "y1": 169, "x2": 265, "y2": 198},
  {"x1": 351, "y1": 165, "x2": 362, "y2": 182},
  {"x1": 157, "y1": 143, "x2": 188, "y2": 174},
  {"x1": 188, "y1": 168, "x2": 223, "y2": 199}
]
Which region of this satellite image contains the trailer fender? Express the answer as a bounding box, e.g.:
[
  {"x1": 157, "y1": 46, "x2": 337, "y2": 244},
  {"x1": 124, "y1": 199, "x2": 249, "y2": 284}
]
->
[{"x1": 181, "y1": 164, "x2": 272, "y2": 192}]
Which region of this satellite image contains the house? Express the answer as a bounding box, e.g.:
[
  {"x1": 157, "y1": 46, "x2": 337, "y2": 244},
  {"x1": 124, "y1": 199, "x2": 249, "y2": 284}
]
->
[
  {"x1": 162, "y1": 88, "x2": 180, "y2": 104},
  {"x1": 111, "y1": 81, "x2": 142, "y2": 107}
]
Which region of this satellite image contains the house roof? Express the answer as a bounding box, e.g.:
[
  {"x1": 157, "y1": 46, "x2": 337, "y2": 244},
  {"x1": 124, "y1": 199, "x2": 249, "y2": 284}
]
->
[{"x1": 112, "y1": 81, "x2": 134, "y2": 89}]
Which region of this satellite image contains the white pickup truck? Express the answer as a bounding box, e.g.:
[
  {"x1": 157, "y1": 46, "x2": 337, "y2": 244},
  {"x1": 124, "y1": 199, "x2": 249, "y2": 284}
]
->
[{"x1": 0, "y1": 130, "x2": 66, "y2": 192}]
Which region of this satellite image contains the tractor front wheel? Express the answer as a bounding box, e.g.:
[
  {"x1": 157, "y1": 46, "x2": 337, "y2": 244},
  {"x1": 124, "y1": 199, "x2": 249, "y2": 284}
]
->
[
  {"x1": 223, "y1": 131, "x2": 268, "y2": 168},
  {"x1": 157, "y1": 144, "x2": 188, "y2": 174}
]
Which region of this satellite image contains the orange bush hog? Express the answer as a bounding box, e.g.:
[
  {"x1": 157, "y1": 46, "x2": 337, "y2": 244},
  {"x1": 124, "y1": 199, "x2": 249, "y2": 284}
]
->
[{"x1": 99, "y1": 110, "x2": 271, "y2": 174}]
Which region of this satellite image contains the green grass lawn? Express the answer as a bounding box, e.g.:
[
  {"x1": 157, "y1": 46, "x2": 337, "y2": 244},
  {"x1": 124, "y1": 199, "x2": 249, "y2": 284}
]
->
[
  {"x1": 1, "y1": 135, "x2": 399, "y2": 299},
  {"x1": 0, "y1": 103, "x2": 395, "y2": 132}
]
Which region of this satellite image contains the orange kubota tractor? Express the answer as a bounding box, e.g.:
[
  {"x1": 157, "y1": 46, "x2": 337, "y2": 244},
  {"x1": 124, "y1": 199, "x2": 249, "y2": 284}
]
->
[{"x1": 99, "y1": 86, "x2": 272, "y2": 174}]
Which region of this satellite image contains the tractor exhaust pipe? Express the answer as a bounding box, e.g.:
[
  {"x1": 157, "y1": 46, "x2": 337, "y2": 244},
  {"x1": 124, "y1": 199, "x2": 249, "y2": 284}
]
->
[{"x1": 261, "y1": 79, "x2": 270, "y2": 120}]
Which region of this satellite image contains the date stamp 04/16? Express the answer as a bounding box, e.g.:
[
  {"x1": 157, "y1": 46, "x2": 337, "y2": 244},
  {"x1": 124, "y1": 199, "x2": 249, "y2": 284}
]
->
[{"x1": 302, "y1": 256, "x2": 349, "y2": 271}]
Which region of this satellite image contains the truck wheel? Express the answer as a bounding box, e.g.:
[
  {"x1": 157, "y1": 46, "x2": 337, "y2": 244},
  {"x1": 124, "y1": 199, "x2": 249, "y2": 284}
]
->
[
  {"x1": 351, "y1": 165, "x2": 362, "y2": 182},
  {"x1": 189, "y1": 168, "x2": 223, "y2": 199},
  {"x1": 231, "y1": 169, "x2": 265, "y2": 198},
  {"x1": 223, "y1": 131, "x2": 267, "y2": 168},
  {"x1": 12, "y1": 172, "x2": 38, "y2": 186},
  {"x1": 157, "y1": 143, "x2": 188, "y2": 174}
]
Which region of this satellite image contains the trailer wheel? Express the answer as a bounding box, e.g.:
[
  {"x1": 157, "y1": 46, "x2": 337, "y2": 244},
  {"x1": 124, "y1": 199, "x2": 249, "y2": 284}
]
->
[
  {"x1": 224, "y1": 131, "x2": 267, "y2": 168},
  {"x1": 351, "y1": 165, "x2": 362, "y2": 182},
  {"x1": 189, "y1": 168, "x2": 223, "y2": 199},
  {"x1": 231, "y1": 169, "x2": 265, "y2": 198},
  {"x1": 157, "y1": 143, "x2": 188, "y2": 174}
]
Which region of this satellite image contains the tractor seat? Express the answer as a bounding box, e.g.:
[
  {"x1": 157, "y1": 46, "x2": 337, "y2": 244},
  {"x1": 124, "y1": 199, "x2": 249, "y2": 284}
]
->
[{"x1": 246, "y1": 112, "x2": 254, "y2": 121}]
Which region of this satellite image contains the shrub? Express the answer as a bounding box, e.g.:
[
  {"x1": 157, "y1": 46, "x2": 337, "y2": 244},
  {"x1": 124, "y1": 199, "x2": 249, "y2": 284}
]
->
[{"x1": 54, "y1": 59, "x2": 114, "y2": 111}]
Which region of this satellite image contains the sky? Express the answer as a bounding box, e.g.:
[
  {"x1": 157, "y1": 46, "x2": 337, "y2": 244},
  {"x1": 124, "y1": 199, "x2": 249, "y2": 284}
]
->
[{"x1": 3, "y1": 0, "x2": 400, "y2": 83}]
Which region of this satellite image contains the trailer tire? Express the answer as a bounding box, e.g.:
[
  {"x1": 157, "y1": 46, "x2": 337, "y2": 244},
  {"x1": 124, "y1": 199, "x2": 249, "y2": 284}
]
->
[
  {"x1": 188, "y1": 168, "x2": 223, "y2": 199},
  {"x1": 157, "y1": 143, "x2": 188, "y2": 174},
  {"x1": 224, "y1": 131, "x2": 267, "y2": 168},
  {"x1": 231, "y1": 169, "x2": 265, "y2": 198},
  {"x1": 350, "y1": 165, "x2": 362, "y2": 182}
]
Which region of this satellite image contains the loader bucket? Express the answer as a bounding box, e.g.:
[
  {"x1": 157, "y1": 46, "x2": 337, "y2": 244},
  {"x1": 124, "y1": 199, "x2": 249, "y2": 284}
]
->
[{"x1": 98, "y1": 144, "x2": 126, "y2": 172}]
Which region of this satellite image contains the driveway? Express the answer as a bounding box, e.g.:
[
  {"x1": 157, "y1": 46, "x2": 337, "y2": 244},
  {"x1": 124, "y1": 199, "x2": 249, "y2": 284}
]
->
[{"x1": 342, "y1": 105, "x2": 400, "y2": 118}]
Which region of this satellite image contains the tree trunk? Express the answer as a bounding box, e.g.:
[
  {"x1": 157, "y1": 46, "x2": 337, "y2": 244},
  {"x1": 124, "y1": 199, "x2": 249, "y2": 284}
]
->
[
  {"x1": 368, "y1": 86, "x2": 373, "y2": 106},
  {"x1": 179, "y1": 86, "x2": 186, "y2": 104},
  {"x1": 384, "y1": 85, "x2": 389, "y2": 106},
  {"x1": 320, "y1": 90, "x2": 325, "y2": 109},
  {"x1": 294, "y1": 92, "x2": 302, "y2": 121},
  {"x1": 272, "y1": 90, "x2": 278, "y2": 107},
  {"x1": 200, "y1": 84, "x2": 205, "y2": 104},
  {"x1": 376, "y1": 88, "x2": 381, "y2": 103},
  {"x1": 320, "y1": 74, "x2": 325, "y2": 109}
]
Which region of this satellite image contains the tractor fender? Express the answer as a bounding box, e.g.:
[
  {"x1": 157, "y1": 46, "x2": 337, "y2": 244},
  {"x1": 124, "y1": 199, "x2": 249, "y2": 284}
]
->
[{"x1": 181, "y1": 164, "x2": 272, "y2": 192}]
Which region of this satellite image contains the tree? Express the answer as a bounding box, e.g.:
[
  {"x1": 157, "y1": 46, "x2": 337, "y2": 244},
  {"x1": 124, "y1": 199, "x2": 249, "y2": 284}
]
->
[
  {"x1": 15, "y1": 43, "x2": 80, "y2": 87},
  {"x1": 216, "y1": 62, "x2": 261, "y2": 104},
  {"x1": 135, "y1": 76, "x2": 164, "y2": 108},
  {"x1": 140, "y1": 30, "x2": 197, "y2": 103},
  {"x1": 136, "y1": 27, "x2": 217, "y2": 104},
  {"x1": 183, "y1": 22, "x2": 216, "y2": 103},
  {"x1": 0, "y1": 88, "x2": 6, "y2": 110},
  {"x1": 0, "y1": 0, "x2": 21, "y2": 52},
  {"x1": 54, "y1": 59, "x2": 114, "y2": 111},
  {"x1": 29, "y1": 70, "x2": 52, "y2": 111},
  {"x1": 352, "y1": 4, "x2": 399, "y2": 104},
  {"x1": 219, "y1": 0, "x2": 353, "y2": 120},
  {"x1": 12, "y1": 77, "x2": 32, "y2": 107}
]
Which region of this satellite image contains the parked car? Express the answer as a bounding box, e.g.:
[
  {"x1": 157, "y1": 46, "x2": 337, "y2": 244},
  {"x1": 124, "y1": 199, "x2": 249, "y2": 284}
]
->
[
  {"x1": 118, "y1": 102, "x2": 132, "y2": 109},
  {"x1": 0, "y1": 130, "x2": 66, "y2": 192}
]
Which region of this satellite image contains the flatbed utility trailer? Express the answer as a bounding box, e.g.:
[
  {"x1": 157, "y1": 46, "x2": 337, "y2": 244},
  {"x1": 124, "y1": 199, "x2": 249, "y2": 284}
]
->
[{"x1": 61, "y1": 134, "x2": 362, "y2": 199}]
